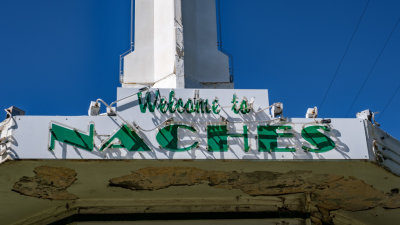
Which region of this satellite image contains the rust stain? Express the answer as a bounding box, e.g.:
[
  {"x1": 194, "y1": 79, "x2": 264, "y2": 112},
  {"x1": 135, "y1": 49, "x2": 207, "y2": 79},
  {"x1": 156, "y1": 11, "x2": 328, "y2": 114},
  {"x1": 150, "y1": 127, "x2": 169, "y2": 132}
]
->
[{"x1": 12, "y1": 166, "x2": 78, "y2": 200}]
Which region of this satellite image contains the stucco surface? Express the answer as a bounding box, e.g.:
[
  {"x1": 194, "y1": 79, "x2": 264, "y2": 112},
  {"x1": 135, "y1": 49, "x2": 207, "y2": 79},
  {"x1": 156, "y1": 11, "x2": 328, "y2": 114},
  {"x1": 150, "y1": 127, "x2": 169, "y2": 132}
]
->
[{"x1": 1, "y1": 160, "x2": 399, "y2": 225}]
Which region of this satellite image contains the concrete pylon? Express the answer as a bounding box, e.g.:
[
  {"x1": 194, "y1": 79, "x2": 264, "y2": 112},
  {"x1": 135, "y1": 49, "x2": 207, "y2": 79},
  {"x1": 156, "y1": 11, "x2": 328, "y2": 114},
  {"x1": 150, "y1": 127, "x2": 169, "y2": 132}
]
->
[{"x1": 121, "y1": 0, "x2": 233, "y2": 89}]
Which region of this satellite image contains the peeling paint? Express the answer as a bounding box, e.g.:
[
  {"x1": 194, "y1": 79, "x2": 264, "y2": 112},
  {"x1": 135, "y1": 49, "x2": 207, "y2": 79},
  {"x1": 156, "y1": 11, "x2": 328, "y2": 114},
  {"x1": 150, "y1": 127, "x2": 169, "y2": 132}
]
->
[
  {"x1": 109, "y1": 166, "x2": 400, "y2": 215},
  {"x1": 12, "y1": 166, "x2": 78, "y2": 200}
]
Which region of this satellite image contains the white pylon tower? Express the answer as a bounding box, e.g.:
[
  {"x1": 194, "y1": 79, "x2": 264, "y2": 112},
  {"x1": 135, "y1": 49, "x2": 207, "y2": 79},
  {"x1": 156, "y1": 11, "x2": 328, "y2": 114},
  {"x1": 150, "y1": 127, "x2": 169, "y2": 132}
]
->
[{"x1": 121, "y1": 0, "x2": 233, "y2": 89}]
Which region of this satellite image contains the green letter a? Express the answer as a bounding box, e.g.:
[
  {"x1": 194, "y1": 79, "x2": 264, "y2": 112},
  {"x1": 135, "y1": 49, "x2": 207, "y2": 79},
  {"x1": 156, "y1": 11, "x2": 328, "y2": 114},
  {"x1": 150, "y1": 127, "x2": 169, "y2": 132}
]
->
[{"x1": 100, "y1": 125, "x2": 150, "y2": 151}]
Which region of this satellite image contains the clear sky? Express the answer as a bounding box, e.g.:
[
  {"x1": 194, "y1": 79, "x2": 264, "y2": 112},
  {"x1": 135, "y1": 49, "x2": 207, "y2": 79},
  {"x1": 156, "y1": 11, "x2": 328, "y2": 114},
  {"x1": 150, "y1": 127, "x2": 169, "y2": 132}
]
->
[{"x1": 1, "y1": 0, "x2": 400, "y2": 138}]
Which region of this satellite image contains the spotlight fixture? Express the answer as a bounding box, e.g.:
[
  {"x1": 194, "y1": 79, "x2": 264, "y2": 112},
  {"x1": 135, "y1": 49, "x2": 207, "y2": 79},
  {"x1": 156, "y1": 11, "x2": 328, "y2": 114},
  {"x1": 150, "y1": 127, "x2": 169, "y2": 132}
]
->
[
  {"x1": 271, "y1": 102, "x2": 283, "y2": 118},
  {"x1": 305, "y1": 106, "x2": 318, "y2": 118},
  {"x1": 107, "y1": 107, "x2": 116, "y2": 116},
  {"x1": 88, "y1": 101, "x2": 101, "y2": 116}
]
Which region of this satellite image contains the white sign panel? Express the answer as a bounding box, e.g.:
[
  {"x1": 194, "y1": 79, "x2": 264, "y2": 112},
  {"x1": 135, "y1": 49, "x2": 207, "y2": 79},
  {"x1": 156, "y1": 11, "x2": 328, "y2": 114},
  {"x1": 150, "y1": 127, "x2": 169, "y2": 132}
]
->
[{"x1": 8, "y1": 89, "x2": 370, "y2": 160}]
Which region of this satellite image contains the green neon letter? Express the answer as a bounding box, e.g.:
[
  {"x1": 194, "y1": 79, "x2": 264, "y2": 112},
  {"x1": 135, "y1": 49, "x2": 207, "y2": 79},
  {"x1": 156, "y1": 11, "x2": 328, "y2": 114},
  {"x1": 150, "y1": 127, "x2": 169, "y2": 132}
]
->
[
  {"x1": 168, "y1": 90, "x2": 177, "y2": 113},
  {"x1": 240, "y1": 100, "x2": 251, "y2": 114},
  {"x1": 100, "y1": 125, "x2": 150, "y2": 151},
  {"x1": 204, "y1": 99, "x2": 212, "y2": 113},
  {"x1": 156, "y1": 125, "x2": 198, "y2": 152},
  {"x1": 207, "y1": 125, "x2": 249, "y2": 152},
  {"x1": 231, "y1": 94, "x2": 240, "y2": 114},
  {"x1": 185, "y1": 99, "x2": 195, "y2": 113},
  {"x1": 137, "y1": 90, "x2": 160, "y2": 113},
  {"x1": 212, "y1": 99, "x2": 221, "y2": 114},
  {"x1": 257, "y1": 125, "x2": 295, "y2": 152},
  {"x1": 176, "y1": 98, "x2": 185, "y2": 113},
  {"x1": 49, "y1": 123, "x2": 94, "y2": 151},
  {"x1": 301, "y1": 126, "x2": 335, "y2": 153},
  {"x1": 158, "y1": 97, "x2": 168, "y2": 113}
]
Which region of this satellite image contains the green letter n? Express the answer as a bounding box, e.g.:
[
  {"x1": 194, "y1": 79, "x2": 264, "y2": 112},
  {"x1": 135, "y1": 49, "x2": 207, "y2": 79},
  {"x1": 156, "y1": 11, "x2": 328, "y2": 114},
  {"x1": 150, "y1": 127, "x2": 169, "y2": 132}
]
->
[{"x1": 49, "y1": 123, "x2": 94, "y2": 151}]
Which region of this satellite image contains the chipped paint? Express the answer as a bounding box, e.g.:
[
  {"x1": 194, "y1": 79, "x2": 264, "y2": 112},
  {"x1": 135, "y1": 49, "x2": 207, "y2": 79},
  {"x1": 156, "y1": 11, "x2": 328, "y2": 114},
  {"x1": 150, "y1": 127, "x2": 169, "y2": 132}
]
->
[
  {"x1": 12, "y1": 166, "x2": 78, "y2": 200},
  {"x1": 109, "y1": 166, "x2": 400, "y2": 214},
  {"x1": 1, "y1": 160, "x2": 400, "y2": 225}
]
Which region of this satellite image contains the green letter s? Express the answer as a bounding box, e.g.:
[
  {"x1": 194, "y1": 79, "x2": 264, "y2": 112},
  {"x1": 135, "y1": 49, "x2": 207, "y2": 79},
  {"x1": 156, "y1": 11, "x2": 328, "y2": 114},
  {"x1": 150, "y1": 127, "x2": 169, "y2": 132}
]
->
[{"x1": 301, "y1": 126, "x2": 335, "y2": 153}]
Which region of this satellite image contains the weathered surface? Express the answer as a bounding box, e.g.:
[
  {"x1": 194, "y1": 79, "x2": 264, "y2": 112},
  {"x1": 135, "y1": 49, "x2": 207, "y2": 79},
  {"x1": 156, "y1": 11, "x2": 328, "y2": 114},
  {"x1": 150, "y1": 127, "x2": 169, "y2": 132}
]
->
[
  {"x1": 109, "y1": 167, "x2": 208, "y2": 190},
  {"x1": 382, "y1": 188, "x2": 400, "y2": 209},
  {"x1": 313, "y1": 176, "x2": 385, "y2": 211},
  {"x1": 12, "y1": 166, "x2": 78, "y2": 200},
  {"x1": 109, "y1": 166, "x2": 400, "y2": 213},
  {"x1": 208, "y1": 170, "x2": 344, "y2": 196}
]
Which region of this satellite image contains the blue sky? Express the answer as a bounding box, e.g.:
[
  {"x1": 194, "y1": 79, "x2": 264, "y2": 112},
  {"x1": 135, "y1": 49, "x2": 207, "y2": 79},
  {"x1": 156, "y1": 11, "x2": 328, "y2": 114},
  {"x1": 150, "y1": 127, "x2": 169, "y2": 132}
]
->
[{"x1": 1, "y1": 0, "x2": 400, "y2": 138}]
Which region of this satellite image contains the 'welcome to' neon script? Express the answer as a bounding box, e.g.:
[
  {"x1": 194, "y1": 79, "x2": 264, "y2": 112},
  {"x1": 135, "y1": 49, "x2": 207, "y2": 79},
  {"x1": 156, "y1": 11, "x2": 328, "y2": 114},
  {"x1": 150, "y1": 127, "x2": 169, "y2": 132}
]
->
[{"x1": 137, "y1": 90, "x2": 253, "y2": 115}]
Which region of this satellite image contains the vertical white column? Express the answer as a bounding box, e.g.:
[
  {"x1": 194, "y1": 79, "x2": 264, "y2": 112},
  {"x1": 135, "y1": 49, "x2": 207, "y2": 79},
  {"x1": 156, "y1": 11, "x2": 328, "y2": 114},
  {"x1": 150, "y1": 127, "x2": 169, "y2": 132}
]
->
[
  {"x1": 175, "y1": 0, "x2": 185, "y2": 88},
  {"x1": 182, "y1": 0, "x2": 232, "y2": 88},
  {"x1": 122, "y1": 0, "x2": 177, "y2": 88},
  {"x1": 121, "y1": 0, "x2": 233, "y2": 89}
]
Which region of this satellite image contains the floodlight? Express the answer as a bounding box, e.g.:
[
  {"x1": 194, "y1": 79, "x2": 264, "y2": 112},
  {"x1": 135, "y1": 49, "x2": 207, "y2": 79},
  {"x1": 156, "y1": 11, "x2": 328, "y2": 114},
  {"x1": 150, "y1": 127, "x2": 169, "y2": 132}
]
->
[
  {"x1": 306, "y1": 107, "x2": 318, "y2": 118},
  {"x1": 107, "y1": 107, "x2": 116, "y2": 116},
  {"x1": 88, "y1": 101, "x2": 101, "y2": 116},
  {"x1": 271, "y1": 102, "x2": 283, "y2": 118}
]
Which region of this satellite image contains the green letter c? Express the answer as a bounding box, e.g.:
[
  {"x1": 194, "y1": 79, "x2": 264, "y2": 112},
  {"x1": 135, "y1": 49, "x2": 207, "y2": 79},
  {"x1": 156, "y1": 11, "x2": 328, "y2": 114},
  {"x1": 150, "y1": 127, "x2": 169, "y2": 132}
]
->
[{"x1": 156, "y1": 125, "x2": 198, "y2": 152}]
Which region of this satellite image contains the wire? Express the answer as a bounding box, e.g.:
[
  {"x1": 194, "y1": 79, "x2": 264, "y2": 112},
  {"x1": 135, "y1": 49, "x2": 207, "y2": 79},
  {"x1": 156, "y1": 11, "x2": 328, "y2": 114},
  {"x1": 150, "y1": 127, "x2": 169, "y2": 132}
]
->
[
  {"x1": 254, "y1": 102, "x2": 282, "y2": 114},
  {"x1": 346, "y1": 16, "x2": 400, "y2": 117},
  {"x1": 134, "y1": 118, "x2": 174, "y2": 132},
  {"x1": 378, "y1": 81, "x2": 400, "y2": 120},
  {"x1": 95, "y1": 98, "x2": 132, "y2": 128},
  {"x1": 130, "y1": 0, "x2": 134, "y2": 50},
  {"x1": 319, "y1": 0, "x2": 370, "y2": 111}
]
